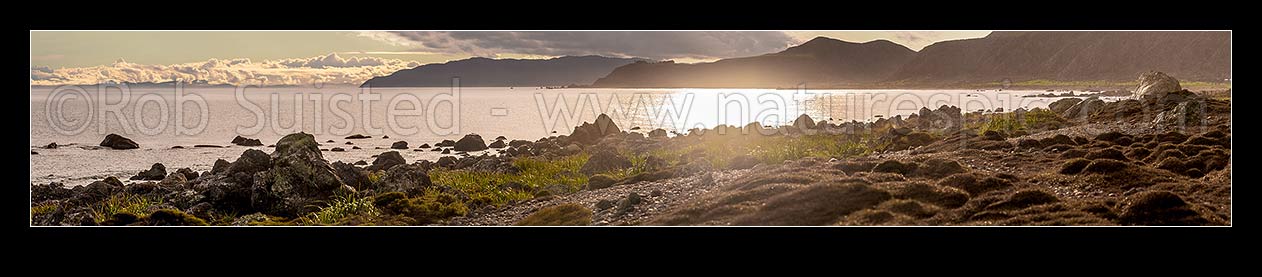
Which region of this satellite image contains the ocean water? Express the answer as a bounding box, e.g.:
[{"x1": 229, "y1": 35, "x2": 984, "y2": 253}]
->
[{"x1": 30, "y1": 85, "x2": 1086, "y2": 185}]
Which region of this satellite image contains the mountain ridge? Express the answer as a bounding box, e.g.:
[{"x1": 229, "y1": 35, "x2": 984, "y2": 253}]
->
[
  {"x1": 590, "y1": 32, "x2": 1230, "y2": 88},
  {"x1": 360, "y1": 55, "x2": 647, "y2": 87}
]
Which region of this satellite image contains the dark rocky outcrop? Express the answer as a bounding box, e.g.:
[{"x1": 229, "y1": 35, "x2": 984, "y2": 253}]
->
[
  {"x1": 231, "y1": 136, "x2": 263, "y2": 146},
  {"x1": 580, "y1": 149, "x2": 633, "y2": 176},
  {"x1": 453, "y1": 134, "x2": 488, "y2": 152},
  {"x1": 100, "y1": 134, "x2": 139, "y2": 149},
  {"x1": 366, "y1": 151, "x2": 406, "y2": 171},
  {"x1": 390, "y1": 141, "x2": 408, "y2": 149},
  {"x1": 569, "y1": 114, "x2": 621, "y2": 145},
  {"x1": 436, "y1": 140, "x2": 456, "y2": 147},
  {"x1": 248, "y1": 132, "x2": 353, "y2": 216},
  {"x1": 130, "y1": 163, "x2": 167, "y2": 181}
]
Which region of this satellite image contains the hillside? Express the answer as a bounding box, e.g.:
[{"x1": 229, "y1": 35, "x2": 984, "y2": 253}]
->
[
  {"x1": 360, "y1": 55, "x2": 646, "y2": 87},
  {"x1": 590, "y1": 37, "x2": 917, "y2": 88}
]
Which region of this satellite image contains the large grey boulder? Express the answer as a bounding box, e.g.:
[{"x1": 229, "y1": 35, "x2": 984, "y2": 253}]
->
[{"x1": 1135, "y1": 71, "x2": 1183, "y2": 101}]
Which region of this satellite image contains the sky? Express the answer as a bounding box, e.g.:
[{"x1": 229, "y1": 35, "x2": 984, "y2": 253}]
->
[{"x1": 30, "y1": 31, "x2": 991, "y2": 86}]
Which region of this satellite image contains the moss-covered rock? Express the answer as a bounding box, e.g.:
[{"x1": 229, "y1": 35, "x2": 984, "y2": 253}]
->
[
  {"x1": 140, "y1": 209, "x2": 209, "y2": 226},
  {"x1": 586, "y1": 174, "x2": 617, "y2": 190},
  {"x1": 515, "y1": 203, "x2": 593, "y2": 226}
]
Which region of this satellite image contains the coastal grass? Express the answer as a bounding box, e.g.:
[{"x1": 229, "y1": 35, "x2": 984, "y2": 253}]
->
[
  {"x1": 678, "y1": 133, "x2": 874, "y2": 168},
  {"x1": 975, "y1": 108, "x2": 1065, "y2": 134},
  {"x1": 90, "y1": 193, "x2": 163, "y2": 224},
  {"x1": 430, "y1": 154, "x2": 589, "y2": 206},
  {"x1": 205, "y1": 210, "x2": 240, "y2": 226},
  {"x1": 31, "y1": 202, "x2": 59, "y2": 217},
  {"x1": 299, "y1": 193, "x2": 380, "y2": 225},
  {"x1": 603, "y1": 150, "x2": 656, "y2": 180}
]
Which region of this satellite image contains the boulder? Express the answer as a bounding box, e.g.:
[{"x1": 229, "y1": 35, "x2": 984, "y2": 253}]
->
[
  {"x1": 366, "y1": 151, "x2": 406, "y2": 171},
  {"x1": 1134, "y1": 71, "x2": 1183, "y2": 101},
  {"x1": 648, "y1": 128, "x2": 668, "y2": 138},
  {"x1": 330, "y1": 147, "x2": 345, "y2": 152},
  {"x1": 130, "y1": 163, "x2": 168, "y2": 181},
  {"x1": 99, "y1": 134, "x2": 139, "y2": 149},
  {"x1": 1061, "y1": 97, "x2": 1104, "y2": 120},
  {"x1": 390, "y1": 141, "x2": 409, "y2": 149},
  {"x1": 1048, "y1": 98, "x2": 1082, "y2": 114},
  {"x1": 1152, "y1": 100, "x2": 1204, "y2": 127},
  {"x1": 345, "y1": 134, "x2": 372, "y2": 139},
  {"x1": 436, "y1": 140, "x2": 456, "y2": 147},
  {"x1": 569, "y1": 113, "x2": 621, "y2": 144},
  {"x1": 488, "y1": 140, "x2": 507, "y2": 148},
  {"x1": 231, "y1": 136, "x2": 263, "y2": 146},
  {"x1": 44, "y1": 142, "x2": 59, "y2": 149},
  {"x1": 793, "y1": 114, "x2": 816, "y2": 130},
  {"x1": 227, "y1": 149, "x2": 272, "y2": 176},
  {"x1": 417, "y1": 143, "x2": 431, "y2": 148},
  {"x1": 587, "y1": 175, "x2": 617, "y2": 190},
  {"x1": 436, "y1": 156, "x2": 458, "y2": 168},
  {"x1": 158, "y1": 172, "x2": 188, "y2": 187},
  {"x1": 508, "y1": 140, "x2": 532, "y2": 148},
  {"x1": 31, "y1": 182, "x2": 74, "y2": 202},
  {"x1": 175, "y1": 167, "x2": 199, "y2": 180},
  {"x1": 916, "y1": 105, "x2": 963, "y2": 131},
  {"x1": 453, "y1": 134, "x2": 489, "y2": 151},
  {"x1": 373, "y1": 163, "x2": 433, "y2": 195},
  {"x1": 210, "y1": 159, "x2": 231, "y2": 175},
  {"x1": 579, "y1": 148, "x2": 632, "y2": 175},
  {"x1": 74, "y1": 177, "x2": 125, "y2": 204},
  {"x1": 249, "y1": 132, "x2": 352, "y2": 216}
]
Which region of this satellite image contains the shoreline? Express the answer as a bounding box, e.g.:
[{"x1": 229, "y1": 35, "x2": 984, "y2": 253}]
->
[{"x1": 29, "y1": 76, "x2": 1232, "y2": 226}]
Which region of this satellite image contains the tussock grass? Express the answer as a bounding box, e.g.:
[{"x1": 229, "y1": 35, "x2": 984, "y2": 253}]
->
[
  {"x1": 90, "y1": 193, "x2": 163, "y2": 224},
  {"x1": 31, "y1": 202, "x2": 59, "y2": 217},
  {"x1": 430, "y1": 155, "x2": 589, "y2": 206},
  {"x1": 976, "y1": 108, "x2": 1065, "y2": 134},
  {"x1": 676, "y1": 134, "x2": 873, "y2": 168},
  {"x1": 300, "y1": 193, "x2": 380, "y2": 225}
]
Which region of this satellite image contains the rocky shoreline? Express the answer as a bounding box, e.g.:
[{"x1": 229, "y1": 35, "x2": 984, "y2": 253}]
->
[{"x1": 30, "y1": 72, "x2": 1230, "y2": 226}]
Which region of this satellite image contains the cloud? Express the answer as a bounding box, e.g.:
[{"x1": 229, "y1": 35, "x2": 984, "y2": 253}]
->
[
  {"x1": 376, "y1": 31, "x2": 799, "y2": 60},
  {"x1": 29, "y1": 53, "x2": 419, "y2": 86}
]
